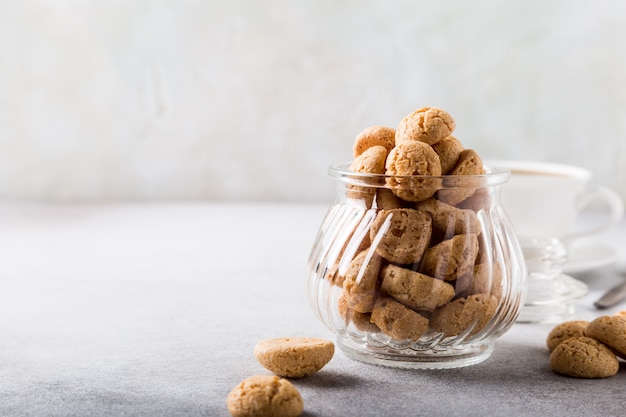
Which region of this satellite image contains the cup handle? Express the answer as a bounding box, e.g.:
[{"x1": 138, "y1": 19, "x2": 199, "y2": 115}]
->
[{"x1": 564, "y1": 186, "x2": 624, "y2": 241}]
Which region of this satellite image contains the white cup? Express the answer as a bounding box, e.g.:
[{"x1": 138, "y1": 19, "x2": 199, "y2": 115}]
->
[{"x1": 488, "y1": 160, "x2": 624, "y2": 244}]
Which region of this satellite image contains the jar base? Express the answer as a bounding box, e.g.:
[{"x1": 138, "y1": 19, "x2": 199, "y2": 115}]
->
[{"x1": 337, "y1": 335, "x2": 494, "y2": 369}]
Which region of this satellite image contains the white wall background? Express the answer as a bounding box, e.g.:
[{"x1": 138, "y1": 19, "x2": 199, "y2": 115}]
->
[{"x1": 1, "y1": 0, "x2": 625, "y2": 202}]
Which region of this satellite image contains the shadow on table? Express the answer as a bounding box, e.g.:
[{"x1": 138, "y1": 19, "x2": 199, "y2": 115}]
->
[{"x1": 294, "y1": 369, "x2": 368, "y2": 389}]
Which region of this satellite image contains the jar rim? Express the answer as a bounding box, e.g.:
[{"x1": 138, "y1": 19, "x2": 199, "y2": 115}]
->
[{"x1": 329, "y1": 161, "x2": 511, "y2": 187}]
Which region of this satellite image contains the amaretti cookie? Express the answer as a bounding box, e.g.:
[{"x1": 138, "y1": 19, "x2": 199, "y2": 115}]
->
[
  {"x1": 468, "y1": 262, "x2": 504, "y2": 300},
  {"x1": 324, "y1": 213, "x2": 372, "y2": 287},
  {"x1": 437, "y1": 149, "x2": 485, "y2": 205},
  {"x1": 254, "y1": 337, "x2": 335, "y2": 378},
  {"x1": 395, "y1": 107, "x2": 455, "y2": 146},
  {"x1": 370, "y1": 297, "x2": 430, "y2": 341},
  {"x1": 342, "y1": 249, "x2": 382, "y2": 313},
  {"x1": 349, "y1": 145, "x2": 388, "y2": 175},
  {"x1": 420, "y1": 234, "x2": 479, "y2": 281},
  {"x1": 415, "y1": 198, "x2": 480, "y2": 240},
  {"x1": 338, "y1": 293, "x2": 380, "y2": 332},
  {"x1": 380, "y1": 264, "x2": 455, "y2": 312},
  {"x1": 429, "y1": 293, "x2": 498, "y2": 337},
  {"x1": 348, "y1": 145, "x2": 390, "y2": 206},
  {"x1": 584, "y1": 314, "x2": 626, "y2": 359},
  {"x1": 456, "y1": 187, "x2": 495, "y2": 212},
  {"x1": 370, "y1": 208, "x2": 432, "y2": 264},
  {"x1": 454, "y1": 262, "x2": 504, "y2": 300},
  {"x1": 546, "y1": 320, "x2": 589, "y2": 352},
  {"x1": 549, "y1": 337, "x2": 619, "y2": 379},
  {"x1": 227, "y1": 375, "x2": 303, "y2": 417},
  {"x1": 353, "y1": 125, "x2": 396, "y2": 157},
  {"x1": 431, "y1": 135, "x2": 464, "y2": 174},
  {"x1": 373, "y1": 188, "x2": 404, "y2": 210},
  {"x1": 385, "y1": 141, "x2": 442, "y2": 202}
]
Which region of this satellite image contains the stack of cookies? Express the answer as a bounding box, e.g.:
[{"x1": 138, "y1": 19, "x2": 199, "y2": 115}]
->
[
  {"x1": 333, "y1": 106, "x2": 503, "y2": 342},
  {"x1": 546, "y1": 313, "x2": 626, "y2": 378}
]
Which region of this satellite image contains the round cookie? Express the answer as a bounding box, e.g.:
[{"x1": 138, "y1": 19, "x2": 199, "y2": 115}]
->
[
  {"x1": 385, "y1": 141, "x2": 442, "y2": 202},
  {"x1": 338, "y1": 293, "x2": 380, "y2": 333},
  {"x1": 449, "y1": 149, "x2": 485, "y2": 176},
  {"x1": 429, "y1": 293, "x2": 498, "y2": 337},
  {"x1": 323, "y1": 209, "x2": 372, "y2": 287},
  {"x1": 373, "y1": 188, "x2": 404, "y2": 210},
  {"x1": 349, "y1": 145, "x2": 388, "y2": 175},
  {"x1": 380, "y1": 264, "x2": 455, "y2": 312},
  {"x1": 353, "y1": 125, "x2": 396, "y2": 157},
  {"x1": 226, "y1": 375, "x2": 303, "y2": 417},
  {"x1": 546, "y1": 320, "x2": 589, "y2": 352},
  {"x1": 584, "y1": 314, "x2": 626, "y2": 359},
  {"x1": 415, "y1": 198, "x2": 481, "y2": 240},
  {"x1": 342, "y1": 249, "x2": 382, "y2": 313},
  {"x1": 549, "y1": 336, "x2": 619, "y2": 379},
  {"x1": 369, "y1": 208, "x2": 432, "y2": 264},
  {"x1": 437, "y1": 149, "x2": 485, "y2": 206},
  {"x1": 326, "y1": 237, "x2": 371, "y2": 288},
  {"x1": 468, "y1": 262, "x2": 504, "y2": 300},
  {"x1": 348, "y1": 145, "x2": 390, "y2": 206},
  {"x1": 420, "y1": 233, "x2": 479, "y2": 281},
  {"x1": 254, "y1": 337, "x2": 335, "y2": 379},
  {"x1": 370, "y1": 297, "x2": 430, "y2": 341},
  {"x1": 431, "y1": 135, "x2": 464, "y2": 174},
  {"x1": 456, "y1": 187, "x2": 495, "y2": 212},
  {"x1": 455, "y1": 262, "x2": 504, "y2": 300},
  {"x1": 395, "y1": 107, "x2": 455, "y2": 146}
]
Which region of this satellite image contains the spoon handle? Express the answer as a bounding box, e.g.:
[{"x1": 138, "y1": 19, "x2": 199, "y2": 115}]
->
[{"x1": 594, "y1": 277, "x2": 626, "y2": 309}]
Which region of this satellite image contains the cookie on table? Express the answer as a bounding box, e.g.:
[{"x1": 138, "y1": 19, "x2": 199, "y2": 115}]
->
[
  {"x1": 370, "y1": 208, "x2": 432, "y2": 265},
  {"x1": 254, "y1": 337, "x2": 335, "y2": 379},
  {"x1": 546, "y1": 320, "x2": 589, "y2": 352},
  {"x1": 342, "y1": 249, "x2": 383, "y2": 313},
  {"x1": 429, "y1": 293, "x2": 498, "y2": 337},
  {"x1": 227, "y1": 375, "x2": 303, "y2": 417},
  {"x1": 431, "y1": 135, "x2": 464, "y2": 174},
  {"x1": 437, "y1": 149, "x2": 485, "y2": 206},
  {"x1": 395, "y1": 107, "x2": 456, "y2": 146},
  {"x1": 415, "y1": 198, "x2": 481, "y2": 240},
  {"x1": 370, "y1": 297, "x2": 430, "y2": 341},
  {"x1": 353, "y1": 125, "x2": 396, "y2": 157},
  {"x1": 584, "y1": 314, "x2": 626, "y2": 359},
  {"x1": 385, "y1": 141, "x2": 442, "y2": 202},
  {"x1": 549, "y1": 336, "x2": 619, "y2": 379},
  {"x1": 380, "y1": 264, "x2": 455, "y2": 312},
  {"x1": 420, "y1": 233, "x2": 479, "y2": 281}
]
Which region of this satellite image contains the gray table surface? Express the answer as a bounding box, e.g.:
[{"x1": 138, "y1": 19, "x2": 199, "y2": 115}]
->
[{"x1": 1, "y1": 202, "x2": 625, "y2": 417}]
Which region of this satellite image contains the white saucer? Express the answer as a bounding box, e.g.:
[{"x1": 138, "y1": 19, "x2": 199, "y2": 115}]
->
[{"x1": 563, "y1": 240, "x2": 618, "y2": 274}]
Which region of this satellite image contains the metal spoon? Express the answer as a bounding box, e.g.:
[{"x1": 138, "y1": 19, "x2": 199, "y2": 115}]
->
[{"x1": 594, "y1": 271, "x2": 626, "y2": 309}]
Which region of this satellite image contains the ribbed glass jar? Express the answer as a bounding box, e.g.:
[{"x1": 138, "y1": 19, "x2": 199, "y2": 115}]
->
[{"x1": 307, "y1": 162, "x2": 527, "y2": 369}]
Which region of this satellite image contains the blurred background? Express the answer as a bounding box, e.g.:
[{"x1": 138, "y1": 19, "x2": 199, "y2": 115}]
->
[{"x1": 1, "y1": 0, "x2": 625, "y2": 203}]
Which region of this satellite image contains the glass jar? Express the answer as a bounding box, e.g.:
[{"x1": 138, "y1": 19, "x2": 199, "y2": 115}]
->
[{"x1": 307, "y1": 162, "x2": 527, "y2": 369}]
